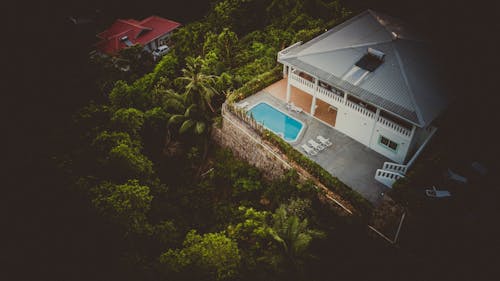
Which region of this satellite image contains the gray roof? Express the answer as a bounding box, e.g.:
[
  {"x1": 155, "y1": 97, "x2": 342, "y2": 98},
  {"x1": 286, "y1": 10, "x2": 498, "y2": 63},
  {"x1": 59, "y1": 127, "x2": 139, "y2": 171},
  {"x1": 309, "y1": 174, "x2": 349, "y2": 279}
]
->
[{"x1": 278, "y1": 10, "x2": 448, "y2": 127}]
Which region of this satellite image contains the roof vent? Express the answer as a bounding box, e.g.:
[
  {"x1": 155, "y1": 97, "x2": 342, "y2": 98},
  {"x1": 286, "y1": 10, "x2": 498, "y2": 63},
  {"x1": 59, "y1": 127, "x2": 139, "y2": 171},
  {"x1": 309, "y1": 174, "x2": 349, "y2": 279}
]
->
[
  {"x1": 355, "y1": 48, "x2": 385, "y2": 72},
  {"x1": 120, "y1": 36, "x2": 128, "y2": 41}
]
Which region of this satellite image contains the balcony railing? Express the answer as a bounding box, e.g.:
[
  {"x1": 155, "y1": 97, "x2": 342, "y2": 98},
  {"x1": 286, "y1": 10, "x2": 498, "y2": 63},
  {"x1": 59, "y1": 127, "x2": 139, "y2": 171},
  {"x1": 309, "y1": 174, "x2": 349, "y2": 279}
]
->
[
  {"x1": 377, "y1": 116, "x2": 412, "y2": 137},
  {"x1": 316, "y1": 85, "x2": 344, "y2": 106},
  {"x1": 345, "y1": 100, "x2": 375, "y2": 118},
  {"x1": 290, "y1": 73, "x2": 315, "y2": 90}
]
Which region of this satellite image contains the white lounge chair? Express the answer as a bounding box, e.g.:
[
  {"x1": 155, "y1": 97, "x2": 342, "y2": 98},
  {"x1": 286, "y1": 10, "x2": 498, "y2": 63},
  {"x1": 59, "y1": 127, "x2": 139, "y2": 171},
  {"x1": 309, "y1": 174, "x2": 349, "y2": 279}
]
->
[
  {"x1": 308, "y1": 139, "x2": 325, "y2": 151},
  {"x1": 301, "y1": 144, "x2": 317, "y2": 156},
  {"x1": 235, "y1": 101, "x2": 250, "y2": 109},
  {"x1": 317, "y1": 135, "x2": 332, "y2": 147},
  {"x1": 287, "y1": 102, "x2": 302, "y2": 113},
  {"x1": 471, "y1": 161, "x2": 488, "y2": 176},
  {"x1": 425, "y1": 186, "x2": 451, "y2": 198},
  {"x1": 291, "y1": 104, "x2": 303, "y2": 113},
  {"x1": 447, "y1": 168, "x2": 468, "y2": 184}
]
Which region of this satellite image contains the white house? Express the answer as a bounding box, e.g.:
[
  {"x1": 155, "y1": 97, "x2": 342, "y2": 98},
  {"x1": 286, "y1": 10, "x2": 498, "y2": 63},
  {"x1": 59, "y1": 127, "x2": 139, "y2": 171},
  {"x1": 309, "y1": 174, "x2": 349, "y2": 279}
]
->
[{"x1": 277, "y1": 10, "x2": 448, "y2": 176}]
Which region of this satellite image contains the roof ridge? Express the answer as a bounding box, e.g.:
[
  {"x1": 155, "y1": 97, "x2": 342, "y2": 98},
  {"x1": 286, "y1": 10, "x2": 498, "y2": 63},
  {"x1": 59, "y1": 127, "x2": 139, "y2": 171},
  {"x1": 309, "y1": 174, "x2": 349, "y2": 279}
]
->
[
  {"x1": 117, "y1": 19, "x2": 152, "y2": 31},
  {"x1": 281, "y1": 11, "x2": 371, "y2": 57},
  {"x1": 391, "y1": 41, "x2": 424, "y2": 126},
  {"x1": 282, "y1": 41, "x2": 385, "y2": 60}
]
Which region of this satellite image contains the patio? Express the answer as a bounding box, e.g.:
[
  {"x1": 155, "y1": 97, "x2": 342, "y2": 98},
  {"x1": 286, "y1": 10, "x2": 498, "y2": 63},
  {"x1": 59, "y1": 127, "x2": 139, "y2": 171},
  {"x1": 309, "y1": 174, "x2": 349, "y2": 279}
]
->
[{"x1": 241, "y1": 80, "x2": 390, "y2": 205}]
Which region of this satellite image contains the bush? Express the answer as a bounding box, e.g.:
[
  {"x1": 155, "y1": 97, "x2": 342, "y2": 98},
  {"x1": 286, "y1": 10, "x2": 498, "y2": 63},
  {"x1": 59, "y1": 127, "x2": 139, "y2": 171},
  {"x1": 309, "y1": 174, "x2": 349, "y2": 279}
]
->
[{"x1": 227, "y1": 66, "x2": 282, "y2": 103}]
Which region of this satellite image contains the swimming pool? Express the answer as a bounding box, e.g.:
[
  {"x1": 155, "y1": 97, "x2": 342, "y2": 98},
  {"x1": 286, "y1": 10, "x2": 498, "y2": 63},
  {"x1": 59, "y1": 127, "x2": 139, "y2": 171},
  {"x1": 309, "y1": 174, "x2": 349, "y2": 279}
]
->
[{"x1": 247, "y1": 102, "x2": 304, "y2": 142}]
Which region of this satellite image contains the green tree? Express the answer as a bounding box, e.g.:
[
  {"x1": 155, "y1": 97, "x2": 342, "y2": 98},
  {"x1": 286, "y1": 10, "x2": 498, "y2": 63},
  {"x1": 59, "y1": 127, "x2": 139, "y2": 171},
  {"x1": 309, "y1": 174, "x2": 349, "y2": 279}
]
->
[
  {"x1": 111, "y1": 108, "x2": 145, "y2": 136},
  {"x1": 166, "y1": 90, "x2": 208, "y2": 136},
  {"x1": 269, "y1": 203, "x2": 324, "y2": 272},
  {"x1": 176, "y1": 56, "x2": 219, "y2": 114},
  {"x1": 108, "y1": 143, "x2": 153, "y2": 180},
  {"x1": 160, "y1": 230, "x2": 241, "y2": 281},
  {"x1": 91, "y1": 179, "x2": 153, "y2": 233}
]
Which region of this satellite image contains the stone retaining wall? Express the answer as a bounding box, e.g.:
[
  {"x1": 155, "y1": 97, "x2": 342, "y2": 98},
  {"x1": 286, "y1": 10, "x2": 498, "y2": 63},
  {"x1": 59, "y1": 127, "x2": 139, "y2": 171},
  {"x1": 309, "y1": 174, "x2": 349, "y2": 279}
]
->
[{"x1": 212, "y1": 112, "x2": 290, "y2": 180}]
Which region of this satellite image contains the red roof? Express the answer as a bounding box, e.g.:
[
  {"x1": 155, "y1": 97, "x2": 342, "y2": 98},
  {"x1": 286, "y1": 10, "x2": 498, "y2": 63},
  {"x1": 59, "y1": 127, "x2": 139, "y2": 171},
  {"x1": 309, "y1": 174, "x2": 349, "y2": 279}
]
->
[{"x1": 96, "y1": 16, "x2": 181, "y2": 55}]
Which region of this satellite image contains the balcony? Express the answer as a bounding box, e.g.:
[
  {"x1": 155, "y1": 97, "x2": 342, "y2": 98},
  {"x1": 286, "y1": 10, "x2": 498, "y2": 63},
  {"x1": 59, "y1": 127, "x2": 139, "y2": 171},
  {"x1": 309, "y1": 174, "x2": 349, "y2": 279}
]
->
[{"x1": 288, "y1": 72, "x2": 412, "y2": 138}]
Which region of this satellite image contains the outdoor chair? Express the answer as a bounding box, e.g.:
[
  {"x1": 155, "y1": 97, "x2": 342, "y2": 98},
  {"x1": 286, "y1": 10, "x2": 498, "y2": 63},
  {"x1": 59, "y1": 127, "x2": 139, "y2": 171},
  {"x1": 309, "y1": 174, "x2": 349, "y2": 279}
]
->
[
  {"x1": 308, "y1": 139, "x2": 325, "y2": 151},
  {"x1": 425, "y1": 186, "x2": 451, "y2": 198},
  {"x1": 301, "y1": 144, "x2": 317, "y2": 156},
  {"x1": 446, "y1": 168, "x2": 468, "y2": 184},
  {"x1": 317, "y1": 135, "x2": 332, "y2": 147}
]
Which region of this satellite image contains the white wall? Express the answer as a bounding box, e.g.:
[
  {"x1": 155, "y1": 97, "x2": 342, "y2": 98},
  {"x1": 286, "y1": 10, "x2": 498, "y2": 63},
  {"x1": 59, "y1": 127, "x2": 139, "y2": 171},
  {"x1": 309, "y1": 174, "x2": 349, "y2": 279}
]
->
[
  {"x1": 335, "y1": 106, "x2": 375, "y2": 147},
  {"x1": 369, "y1": 124, "x2": 412, "y2": 164}
]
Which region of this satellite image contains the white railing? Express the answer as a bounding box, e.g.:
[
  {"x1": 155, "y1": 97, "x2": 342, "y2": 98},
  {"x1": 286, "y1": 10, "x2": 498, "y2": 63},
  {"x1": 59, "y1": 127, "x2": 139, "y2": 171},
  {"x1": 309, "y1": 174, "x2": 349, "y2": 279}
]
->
[
  {"x1": 377, "y1": 116, "x2": 412, "y2": 137},
  {"x1": 382, "y1": 162, "x2": 408, "y2": 175},
  {"x1": 316, "y1": 86, "x2": 344, "y2": 106},
  {"x1": 375, "y1": 169, "x2": 405, "y2": 188},
  {"x1": 346, "y1": 100, "x2": 375, "y2": 118},
  {"x1": 290, "y1": 73, "x2": 315, "y2": 90}
]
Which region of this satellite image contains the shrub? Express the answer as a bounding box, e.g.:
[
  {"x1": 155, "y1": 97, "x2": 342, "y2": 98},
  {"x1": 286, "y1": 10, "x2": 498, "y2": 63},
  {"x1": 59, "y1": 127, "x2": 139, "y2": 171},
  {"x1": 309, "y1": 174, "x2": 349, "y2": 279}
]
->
[{"x1": 227, "y1": 66, "x2": 282, "y2": 103}]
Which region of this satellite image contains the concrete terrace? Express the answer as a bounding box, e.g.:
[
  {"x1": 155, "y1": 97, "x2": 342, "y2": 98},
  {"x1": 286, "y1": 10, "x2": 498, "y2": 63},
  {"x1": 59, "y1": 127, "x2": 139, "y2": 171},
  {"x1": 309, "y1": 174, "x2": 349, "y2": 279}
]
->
[{"x1": 241, "y1": 80, "x2": 390, "y2": 205}]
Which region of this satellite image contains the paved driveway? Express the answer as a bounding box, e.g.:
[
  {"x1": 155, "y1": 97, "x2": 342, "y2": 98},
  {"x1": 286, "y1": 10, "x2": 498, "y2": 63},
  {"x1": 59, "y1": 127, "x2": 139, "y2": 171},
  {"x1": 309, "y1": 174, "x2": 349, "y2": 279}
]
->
[{"x1": 242, "y1": 91, "x2": 390, "y2": 205}]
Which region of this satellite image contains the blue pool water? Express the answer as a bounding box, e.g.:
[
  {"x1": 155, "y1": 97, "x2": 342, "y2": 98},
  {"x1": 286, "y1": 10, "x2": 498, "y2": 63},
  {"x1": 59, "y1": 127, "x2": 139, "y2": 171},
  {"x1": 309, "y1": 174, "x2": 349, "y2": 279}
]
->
[{"x1": 247, "y1": 102, "x2": 304, "y2": 142}]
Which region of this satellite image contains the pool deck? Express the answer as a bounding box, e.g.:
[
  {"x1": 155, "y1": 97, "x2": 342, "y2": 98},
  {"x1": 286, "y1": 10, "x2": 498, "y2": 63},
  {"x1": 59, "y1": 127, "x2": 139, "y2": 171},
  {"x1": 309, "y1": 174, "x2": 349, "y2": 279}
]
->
[{"x1": 241, "y1": 90, "x2": 390, "y2": 205}]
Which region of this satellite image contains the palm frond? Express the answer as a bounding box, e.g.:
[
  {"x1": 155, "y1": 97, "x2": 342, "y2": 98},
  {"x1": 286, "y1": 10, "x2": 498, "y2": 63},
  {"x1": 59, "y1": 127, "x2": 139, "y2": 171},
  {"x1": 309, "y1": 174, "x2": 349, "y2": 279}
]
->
[
  {"x1": 179, "y1": 119, "x2": 195, "y2": 134},
  {"x1": 194, "y1": 122, "x2": 206, "y2": 135}
]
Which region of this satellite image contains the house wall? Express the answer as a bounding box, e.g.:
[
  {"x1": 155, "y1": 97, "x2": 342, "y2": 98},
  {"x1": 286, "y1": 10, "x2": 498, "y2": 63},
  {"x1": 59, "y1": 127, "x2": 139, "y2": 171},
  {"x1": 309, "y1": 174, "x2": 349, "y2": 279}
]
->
[
  {"x1": 335, "y1": 106, "x2": 375, "y2": 147},
  {"x1": 369, "y1": 125, "x2": 412, "y2": 164}
]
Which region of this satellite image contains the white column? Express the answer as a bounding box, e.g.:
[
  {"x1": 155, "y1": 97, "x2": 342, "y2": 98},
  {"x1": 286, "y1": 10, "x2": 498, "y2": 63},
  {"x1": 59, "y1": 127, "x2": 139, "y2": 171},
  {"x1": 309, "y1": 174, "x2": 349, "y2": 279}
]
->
[
  {"x1": 286, "y1": 67, "x2": 292, "y2": 102},
  {"x1": 368, "y1": 108, "x2": 381, "y2": 147},
  {"x1": 311, "y1": 96, "x2": 317, "y2": 115},
  {"x1": 311, "y1": 78, "x2": 319, "y2": 115},
  {"x1": 282, "y1": 64, "x2": 287, "y2": 78},
  {"x1": 343, "y1": 92, "x2": 348, "y2": 105}
]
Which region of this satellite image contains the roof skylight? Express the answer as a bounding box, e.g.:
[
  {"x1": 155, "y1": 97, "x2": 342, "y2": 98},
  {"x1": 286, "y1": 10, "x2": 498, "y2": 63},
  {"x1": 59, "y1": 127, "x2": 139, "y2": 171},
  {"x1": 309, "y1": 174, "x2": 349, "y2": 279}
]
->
[{"x1": 355, "y1": 48, "x2": 385, "y2": 72}]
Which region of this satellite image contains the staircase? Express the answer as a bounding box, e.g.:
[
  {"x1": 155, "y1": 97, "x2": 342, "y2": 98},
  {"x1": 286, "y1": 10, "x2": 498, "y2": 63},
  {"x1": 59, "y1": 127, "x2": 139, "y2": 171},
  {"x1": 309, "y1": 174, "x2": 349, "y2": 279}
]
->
[{"x1": 375, "y1": 162, "x2": 407, "y2": 188}]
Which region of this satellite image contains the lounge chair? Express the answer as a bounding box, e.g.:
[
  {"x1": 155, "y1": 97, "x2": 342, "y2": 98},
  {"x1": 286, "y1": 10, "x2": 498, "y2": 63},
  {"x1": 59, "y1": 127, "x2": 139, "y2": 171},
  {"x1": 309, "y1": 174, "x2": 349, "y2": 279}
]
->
[
  {"x1": 447, "y1": 168, "x2": 468, "y2": 184},
  {"x1": 287, "y1": 102, "x2": 302, "y2": 113},
  {"x1": 235, "y1": 101, "x2": 250, "y2": 109},
  {"x1": 425, "y1": 186, "x2": 451, "y2": 198},
  {"x1": 291, "y1": 104, "x2": 303, "y2": 113},
  {"x1": 471, "y1": 161, "x2": 488, "y2": 176},
  {"x1": 308, "y1": 139, "x2": 325, "y2": 151},
  {"x1": 317, "y1": 135, "x2": 332, "y2": 147},
  {"x1": 301, "y1": 144, "x2": 317, "y2": 156}
]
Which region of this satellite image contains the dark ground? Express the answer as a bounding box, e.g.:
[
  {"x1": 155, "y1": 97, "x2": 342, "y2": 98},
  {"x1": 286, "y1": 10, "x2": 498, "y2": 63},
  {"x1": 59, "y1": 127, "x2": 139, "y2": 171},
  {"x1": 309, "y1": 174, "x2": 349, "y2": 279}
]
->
[{"x1": 5, "y1": 0, "x2": 498, "y2": 280}]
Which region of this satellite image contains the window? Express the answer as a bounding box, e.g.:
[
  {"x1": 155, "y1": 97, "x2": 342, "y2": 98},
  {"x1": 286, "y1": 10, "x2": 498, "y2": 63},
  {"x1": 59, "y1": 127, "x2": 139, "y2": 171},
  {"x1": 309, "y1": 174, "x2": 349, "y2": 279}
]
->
[{"x1": 379, "y1": 136, "x2": 398, "y2": 152}]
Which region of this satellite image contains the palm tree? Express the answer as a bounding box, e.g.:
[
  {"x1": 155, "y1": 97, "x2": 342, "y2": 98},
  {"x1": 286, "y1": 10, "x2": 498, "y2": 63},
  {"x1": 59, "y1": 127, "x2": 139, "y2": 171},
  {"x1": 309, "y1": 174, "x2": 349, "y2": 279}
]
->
[
  {"x1": 164, "y1": 89, "x2": 208, "y2": 136},
  {"x1": 269, "y1": 206, "x2": 323, "y2": 275},
  {"x1": 176, "y1": 56, "x2": 219, "y2": 114}
]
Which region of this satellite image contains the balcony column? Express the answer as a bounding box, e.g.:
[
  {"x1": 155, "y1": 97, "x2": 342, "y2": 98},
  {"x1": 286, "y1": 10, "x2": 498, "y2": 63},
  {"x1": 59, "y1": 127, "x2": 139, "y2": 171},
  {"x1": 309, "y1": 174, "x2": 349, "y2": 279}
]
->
[
  {"x1": 286, "y1": 67, "x2": 292, "y2": 102},
  {"x1": 282, "y1": 64, "x2": 287, "y2": 78},
  {"x1": 368, "y1": 108, "x2": 381, "y2": 147},
  {"x1": 343, "y1": 92, "x2": 348, "y2": 105},
  {"x1": 311, "y1": 78, "x2": 319, "y2": 115}
]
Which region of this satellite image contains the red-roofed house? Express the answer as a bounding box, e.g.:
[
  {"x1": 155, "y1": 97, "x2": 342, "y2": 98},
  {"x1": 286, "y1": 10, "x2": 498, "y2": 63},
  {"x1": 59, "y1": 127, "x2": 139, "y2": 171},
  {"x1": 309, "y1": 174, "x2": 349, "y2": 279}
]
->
[{"x1": 96, "y1": 16, "x2": 181, "y2": 55}]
